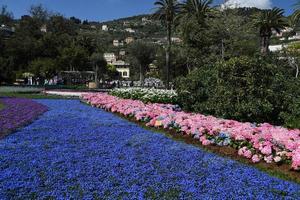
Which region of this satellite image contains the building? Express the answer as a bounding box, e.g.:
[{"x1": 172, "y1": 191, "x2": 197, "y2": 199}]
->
[
  {"x1": 40, "y1": 25, "x2": 47, "y2": 33},
  {"x1": 275, "y1": 27, "x2": 293, "y2": 37},
  {"x1": 288, "y1": 32, "x2": 300, "y2": 40},
  {"x1": 171, "y1": 37, "x2": 182, "y2": 43},
  {"x1": 112, "y1": 60, "x2": 130, "y2": 78},
  {"x1": 104, "y1": 53, "x2": 117, "y2": 64},
  {"x1": 269, "y1": 44, "x2": 287, "y2": 52},
  {"x1": 102, "y1": 25, "x2": 108, "y2": 31},
  {"x1": 142, "y1": 17, "x2": 150, "y2": 22},
  {"x1": 141, "y1": 17, "x2": 152, "y2": 25},
  {"x1": 113, "y1": 40, "x2": 124, "y2": 47},
  {"x1": 125, "y1": 28, "x2": 135, "y2": 33},
  {"x1": 123, "y1": 21, "x2": 130, "y2": 26},
  {"x1": 125, "y1": 37, "x2": 135, "y2": 44},
  {"x1": 0, "y1": 24, "x2": 15, "y2": 38},
  {"x1": 119, "y1": 50, "x2": 126, "y2": 56}
]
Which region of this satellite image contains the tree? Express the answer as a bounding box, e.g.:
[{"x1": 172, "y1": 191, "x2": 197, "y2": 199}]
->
[
  {"x1": 0, "y1": 5, "x2": 13, "y2": 25},
  {"x1": 70, "y1": 16, "x2": 81, "y2": 24},
  {"x1": 90, "y1": 53, "x2": 107, "y2": 88},
  {"x1": 178, "y1": 0, "x2": 212, "y2": 25},
  {"x1": 128, "y1": 41, "x2": 156, "y2": 85},
  {"x1": 29, "y1": 4, "x2": 50, "y2": 23},
  {"x1": 293, "y1": 1, "x2": 300, "y2": 22},
  {"x1": 59, "y1": 42, "x2": 89, "y2": 71},
  {"x1": 48, "y1": 15, "x2": 77, "y2": 36},
  {"x1": 178, "y1": 0, "x2": 212, "y2": 71},
  {"x1": 254, "y1": 8, "x2": 287, "y2": 55},
  {"x1": 29, "y1": 58, "x2": 57, "y2": 82},
  {"x1": 285, "y1": 43, "x2": 300, "y2": 78},
  {"x1": 153, "y1": 0, "x2": 180, "y2": 88}
]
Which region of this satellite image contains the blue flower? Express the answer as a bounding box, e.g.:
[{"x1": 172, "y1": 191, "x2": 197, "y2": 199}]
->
[{"x1": 0, "y1": 99, "x2": 299, "y2": 199}]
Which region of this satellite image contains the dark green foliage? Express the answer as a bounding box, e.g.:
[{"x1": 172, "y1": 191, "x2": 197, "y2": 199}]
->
[
  {"x1": 176, "y1": 56, "x2": 300, "y2": 128},
  {"x1": 29, "y1": 58, "x2": 57, "y2": 80},
  {"x1": 127, "y1": 41, "x2": 156, "y2": 83}
]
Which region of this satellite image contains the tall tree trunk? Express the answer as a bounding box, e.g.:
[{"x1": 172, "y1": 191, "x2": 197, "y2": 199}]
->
[
  {"x1": 166, "y1": 22, "x2": 172, "y2": 89},
  {"x1": 221, "y1": 38, "x2": 225, "y2": 60},
  {"x1": 95, "y1": 64, "x2": 99, "y2": 88},
  {"x1": 261, "y1": 36, "x2": 270, "y2": 55},
  {"x1": 139, "y1": 64, "x2": 145, "y2": 86}
]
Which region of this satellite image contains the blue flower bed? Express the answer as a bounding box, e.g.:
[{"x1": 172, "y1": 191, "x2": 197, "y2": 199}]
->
[{"x1": 0, "y1": 100, "x2": 299, "y2": 199}]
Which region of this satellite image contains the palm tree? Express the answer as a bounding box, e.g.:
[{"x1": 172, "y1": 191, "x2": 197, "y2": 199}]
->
[
  {"x1": 254, "y1": 7, "x2": 287, "y2": 55},
  {"x1": 177, "y1": 0, "x2": 212, "y2": 71},
  {"x1": 293, "y1": 1, "x2": 300, "y2": 21},
  {"x1": 178, "y1": 0, "x2": 212, "y2": 26},
  {"x1": 153, "y1": 0, "x2": 180, "y2": 89}
]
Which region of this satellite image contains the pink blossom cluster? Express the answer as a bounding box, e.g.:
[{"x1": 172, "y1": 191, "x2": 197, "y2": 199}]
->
[{"x1": 82, "y1": 93, "x2": 300, "y2": 170}]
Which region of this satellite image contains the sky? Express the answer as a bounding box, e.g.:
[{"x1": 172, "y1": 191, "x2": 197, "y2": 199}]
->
[{"x1": 0, "y1": 0, "x2": 298, "y2": 22}]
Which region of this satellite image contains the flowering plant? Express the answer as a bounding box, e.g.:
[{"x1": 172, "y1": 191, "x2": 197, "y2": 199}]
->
[
  {"x1": 0, "y1": 98, "x2": 48, "y2": 136},
  {"x1": 82, "y1": 93, "x2": 300, "y2": 171},
  {"x1": 109, "y1": 88, "x2": 178, "y2": 104}
]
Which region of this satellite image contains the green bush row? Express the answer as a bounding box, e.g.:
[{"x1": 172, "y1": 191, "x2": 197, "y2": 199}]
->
[
  {"x1": 110, "y1": 88, "x2": 178, "y2": 104},
  {"x1": 175, "y1": 55, "x2": 300, "y2": 129}
]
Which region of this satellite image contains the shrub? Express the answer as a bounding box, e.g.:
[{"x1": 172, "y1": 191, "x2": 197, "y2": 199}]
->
[
  {"x1": 176, "y1": 56, "x2": 300, "y2": 128},
  {"x1": 110, "y1": 88, "x2": 178, "y2": 104}
]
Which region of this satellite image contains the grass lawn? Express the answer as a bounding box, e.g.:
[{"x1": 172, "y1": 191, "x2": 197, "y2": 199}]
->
[
  {"x1": 0, "y1": 86, "x2": 76, "y2": 99},
  {"x1": 0, "y1": 92, "x2": 75, "y2": 99},
  {"x1": 0, "y1": 102, "x2": 5, "y2": 110}
]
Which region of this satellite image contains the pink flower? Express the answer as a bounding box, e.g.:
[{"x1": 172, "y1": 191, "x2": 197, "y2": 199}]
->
[
  {"x1": 260, "y1": 145, "x2": 272, "y2": 155},
  {"x1": 202, "y1": 139, "x2": 211, "y2": 146},
  {"x1": 264, "y1": 155, "x2": 273, "y2": 163},
  {"x1": 252, "y1": 154, "x2": 261, "y2": 163},
  {"x1": 243, "y1": 149, "x2": 252, "y2": 159},
  {"x1": 81, "y1": 92, "x2": 300, "y2": 169},
  {"x1": 291, "y1": 148, "x2": 300, "y2": 170},
  {"x1": 273, "y1": 156, "x2": 282, "y2": 163}
]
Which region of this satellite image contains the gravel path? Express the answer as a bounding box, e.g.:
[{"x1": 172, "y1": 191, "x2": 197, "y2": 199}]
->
[{"x1": 0, "y1": 100, "x2": 299, "y2": 199}]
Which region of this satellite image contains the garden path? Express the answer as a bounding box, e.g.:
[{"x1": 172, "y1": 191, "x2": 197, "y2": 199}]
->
[{"x1": 0, "y1": 100, "x2": 300, "y2": 199}]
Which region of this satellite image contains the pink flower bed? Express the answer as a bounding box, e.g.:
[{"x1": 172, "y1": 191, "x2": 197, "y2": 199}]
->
[{"x1": 82, "y1": 93, "x2": 300, "y2": 170}]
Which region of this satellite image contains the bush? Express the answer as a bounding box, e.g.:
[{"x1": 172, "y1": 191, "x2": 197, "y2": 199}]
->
[
  {"x1": 176, "y1": 56, "x2": 300, "y2": 128},
  {"x1": 110, "y1": 88, "x2": 178, "y2": 104}
]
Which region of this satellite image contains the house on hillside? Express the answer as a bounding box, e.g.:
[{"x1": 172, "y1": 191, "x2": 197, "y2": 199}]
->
[
  {"x1": 104, "y1": 53, "x2": 117, "y2": 64},
  {"x1": 102, "y1": 25, "x2": 108, "y2": 31},
  {"x1": 171, "y1": 37, "x2": 182, "y2": 44},
  {"x1": 269, "y1": 44, "x2": 289, "y2": 52},
  {"x1": 40, "y1": 25, "x2": 47, "y2": 33},
  {"x1": 113, "y1": 40, "x2": 124, "y2": 47},
  {"x1": 0, "y1": 24, "x2": 15, "y2": 38},
  {"x1": 275, "y1": 27, "x2": 293, "y2": 38},
  {"x1": 125, "y1": 28, "x2": 135, "y2": 33},
  {"x1": 123, "y1": 21, "x2": 130, "y2": 26},
  {"x1": 112, "y1": 60, "x2": 130, "y2": 78},
  {"x1": 125, "y1": 37, "x2": 135, "y2": 44},
  {"x1": 119, "y1": 50, "x2": 126, "y2": 56}
]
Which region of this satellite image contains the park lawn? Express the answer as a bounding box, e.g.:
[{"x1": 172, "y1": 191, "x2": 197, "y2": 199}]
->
[
  {"x1": 0, "y1": 92, "x2": 73, "y2": 99},
  {"x1": 0, "y1": 102, "x2": 5, "y2": 110}
]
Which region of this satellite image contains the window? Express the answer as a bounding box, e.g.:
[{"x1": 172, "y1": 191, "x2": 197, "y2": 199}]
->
[{"x1": 122, "y1": 71, "x2": 128, "y2": 77}]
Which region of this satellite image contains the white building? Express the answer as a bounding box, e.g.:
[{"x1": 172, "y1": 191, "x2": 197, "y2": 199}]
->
[
  {"x1": 125, "y1": 28, "x2": 135, "y2": 33},
  {"x1": 269, "y1": 44, "x2": 289, "y2": 52},
  {"x1": 104, "y1": 53, "x2": 117, "y2": 64},
  {"x1": 125, "y1": 37, "x2": 135, "y2": 44},
  {"x1": 40, "y1": 25, "x2": 47, "y2": 33},
  {"x1": 113, "y1": 40, "x2": 124, "y2": 47},
  {"x1": 171, "y1": 37, "x2": 182, "y2": 43},
  {"x1": 119, "y1": 50, "x2": 126, "y2": 56},
  {"x1": 102, "y1": 25, "x2": 108, "y2": 31},
  {"x1": 112, "y1": 60, "x2": 130, "y2": 78}
]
